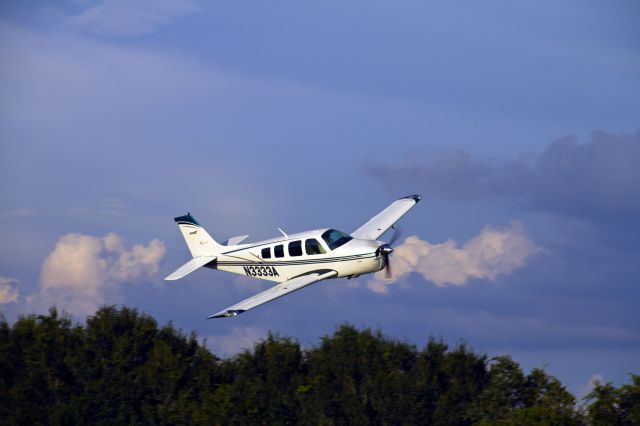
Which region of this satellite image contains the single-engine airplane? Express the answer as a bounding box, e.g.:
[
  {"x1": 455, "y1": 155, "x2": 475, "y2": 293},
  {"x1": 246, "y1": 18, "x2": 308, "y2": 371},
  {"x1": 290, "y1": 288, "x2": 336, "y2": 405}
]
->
[{"x1": 166, "y1": 195, "x2": 421, "y2": 318}]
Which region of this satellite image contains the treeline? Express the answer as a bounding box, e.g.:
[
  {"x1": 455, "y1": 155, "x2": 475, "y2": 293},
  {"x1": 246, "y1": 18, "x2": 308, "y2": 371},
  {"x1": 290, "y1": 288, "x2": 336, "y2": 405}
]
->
[{"x1": 0, "y1": 307, "x2": 638, "y2": 425}]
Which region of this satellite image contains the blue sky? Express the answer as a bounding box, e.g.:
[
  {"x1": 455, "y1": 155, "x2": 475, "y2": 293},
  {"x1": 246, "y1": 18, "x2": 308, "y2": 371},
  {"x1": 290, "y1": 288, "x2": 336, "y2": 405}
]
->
[{"x1": 1, "y1": 0, "x2": 639, "y2": 397}]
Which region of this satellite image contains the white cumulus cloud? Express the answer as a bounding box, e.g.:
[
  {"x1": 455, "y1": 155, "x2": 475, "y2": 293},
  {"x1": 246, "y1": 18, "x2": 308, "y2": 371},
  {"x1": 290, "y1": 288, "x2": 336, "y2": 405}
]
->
[
  {"x1": 0, "y1": 276, "x2": 20, "y2": 304},
  {"x1": 368, "y1": 221, "x2": 539, "y2": 294},
  {"x1": 204, "y1": 326, "x2": 269, "y2": 356},
  {"x1": 32, "y1": 233, "x2": 166, "y2": 314}
]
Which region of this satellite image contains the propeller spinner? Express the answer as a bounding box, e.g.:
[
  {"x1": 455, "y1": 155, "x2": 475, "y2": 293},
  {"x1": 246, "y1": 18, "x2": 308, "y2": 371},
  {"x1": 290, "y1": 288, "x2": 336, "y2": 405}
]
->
[{"x1": 378, "y1": 226, "x2": 402, "y2": 279}]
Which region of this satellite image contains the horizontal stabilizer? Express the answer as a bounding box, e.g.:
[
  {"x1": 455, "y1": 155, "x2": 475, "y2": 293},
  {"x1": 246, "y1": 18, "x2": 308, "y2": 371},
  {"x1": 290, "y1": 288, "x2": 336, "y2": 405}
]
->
[
  {"x1": 165, "y1": 256, "x2": 216, "y2": 280},
  {"x1": 209, "y1": 270, "x2": 337, "y2": 318},
  {"x1": 225, "y1": 235, "x2": 249, "y2": 246}
]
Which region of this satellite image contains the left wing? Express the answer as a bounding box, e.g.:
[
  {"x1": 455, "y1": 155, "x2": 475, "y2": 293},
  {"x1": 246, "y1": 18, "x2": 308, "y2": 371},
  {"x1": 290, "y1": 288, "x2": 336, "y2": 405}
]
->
[
  {"x1": 209, "y1": 270, "x2": 337, "y2": 318},
  {"x1": 351, "y1": 194, "x2": 421, "y2": 241}
]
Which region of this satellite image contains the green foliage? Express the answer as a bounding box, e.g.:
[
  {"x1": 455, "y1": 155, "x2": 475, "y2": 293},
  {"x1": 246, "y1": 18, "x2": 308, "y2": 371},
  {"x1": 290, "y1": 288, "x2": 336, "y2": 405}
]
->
[
  {"x1": 213, "y1": 334, "x2": 305, "y2": 424},
  {"x1": 466, "y1": 357, "x2": 581, "y2": 425},
  {"x1": 412, "y1": 338, "x2": 487, "y2": 425},
  {"x1": 0, "y1": 306, "x2": 637, "y2": 425},
  {"x1": 0, "y1": 307, "x2": 219, "y2": 425},
  {"x1": 301, "y1": 324, "x2": 418, "y2": 424},
  {"x1": 584, "y1": 374, "x2": 640, "y2": 426}
]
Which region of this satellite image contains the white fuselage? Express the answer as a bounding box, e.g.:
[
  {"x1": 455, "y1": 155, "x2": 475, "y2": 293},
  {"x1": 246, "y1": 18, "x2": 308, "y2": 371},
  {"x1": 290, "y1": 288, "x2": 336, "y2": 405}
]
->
[{"x1": 208, "y1": 228, "x2": 386, "y2": 283}]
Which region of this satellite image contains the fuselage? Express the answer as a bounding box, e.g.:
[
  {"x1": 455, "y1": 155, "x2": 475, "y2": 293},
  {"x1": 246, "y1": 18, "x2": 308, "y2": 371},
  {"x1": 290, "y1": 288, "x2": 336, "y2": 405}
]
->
[{"x1": 207, "y1": 228, "x2": 386, "y2": 283}]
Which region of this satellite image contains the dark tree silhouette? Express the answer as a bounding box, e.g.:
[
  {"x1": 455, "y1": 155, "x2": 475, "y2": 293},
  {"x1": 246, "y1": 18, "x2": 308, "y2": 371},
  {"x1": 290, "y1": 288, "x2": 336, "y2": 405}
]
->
[{"x1": 1, "y1": 306, "x2": 638, "y2": 425}]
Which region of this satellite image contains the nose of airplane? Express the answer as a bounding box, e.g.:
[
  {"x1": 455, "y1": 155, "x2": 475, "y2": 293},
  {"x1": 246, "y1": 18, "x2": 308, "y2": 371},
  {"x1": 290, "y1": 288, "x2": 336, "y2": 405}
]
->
[{"x1": 377, "y1": 244, "x2": 393, "y2": 256}]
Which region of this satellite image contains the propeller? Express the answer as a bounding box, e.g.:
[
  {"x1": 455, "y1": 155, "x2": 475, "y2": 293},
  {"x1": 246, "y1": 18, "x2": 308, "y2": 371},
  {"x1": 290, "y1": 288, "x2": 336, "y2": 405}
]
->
[
  {"x1": 389, "y1": 226, "x2": 403, "y2": 246},
  {"x1": 379, "y1": 226, "x2": 403, "y2": 279},
  {"x1": 378, "y1": 244, "x2": 394, "y2": 279}
]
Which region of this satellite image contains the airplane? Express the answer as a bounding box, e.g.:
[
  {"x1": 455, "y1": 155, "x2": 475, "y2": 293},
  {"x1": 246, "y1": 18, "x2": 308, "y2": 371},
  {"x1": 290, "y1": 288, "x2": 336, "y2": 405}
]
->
[{"x1": 165, "y1": 194, "x2": 421, "y2": 318}]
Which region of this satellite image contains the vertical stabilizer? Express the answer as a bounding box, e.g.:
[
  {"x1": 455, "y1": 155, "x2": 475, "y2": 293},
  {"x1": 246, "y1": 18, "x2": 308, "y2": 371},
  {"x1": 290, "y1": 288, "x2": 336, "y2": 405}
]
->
[{"x1": 174, "y1": 213, "x2": 223, "y2": 258}]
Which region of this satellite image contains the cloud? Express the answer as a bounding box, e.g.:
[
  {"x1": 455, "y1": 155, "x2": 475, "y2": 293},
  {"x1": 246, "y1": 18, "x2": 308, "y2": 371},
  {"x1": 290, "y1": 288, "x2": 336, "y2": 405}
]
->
[
  {"x1": 365, "y1": 130, "x2": 640, "y2": 222},
  {"x1": 204, "y1": 326, "x2": 269, "y2": 356},
  {"x1": 62, "y1": 0, "x2": 201, "y2": 37},
  {"x1": 578, "y1": 373, "x2": 605, "y2": 402},
  {"x1": 368, "y1": 222, "x2": 539, "y2": 294},
  {"x1": 32, "y1": 233, "x2": 166, "y2": 314},
  {"x1": 0, "y1": 276, "x2": 20, "y2": 304}
]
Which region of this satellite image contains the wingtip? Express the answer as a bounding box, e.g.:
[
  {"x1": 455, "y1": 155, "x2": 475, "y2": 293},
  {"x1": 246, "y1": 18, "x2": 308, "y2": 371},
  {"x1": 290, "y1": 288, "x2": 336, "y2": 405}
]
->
[
  {"x1": 400, "y1": 194, "x2": 422, "y2": 202},
  {"x1": 207, "y1": 309, "x2": 245, "y2": 319}
]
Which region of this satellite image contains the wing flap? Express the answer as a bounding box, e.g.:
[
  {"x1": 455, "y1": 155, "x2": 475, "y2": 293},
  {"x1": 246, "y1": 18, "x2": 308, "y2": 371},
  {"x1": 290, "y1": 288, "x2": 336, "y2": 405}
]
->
[
  {"x1": 351, "y1": 195, "x2": 421, "y2": 241},
  {"x1": 209, "y1": 270, "x2": 337, "y2": 318},
  {"x1": 165, "y1": 256, "x2": 216, "y2": 280}
]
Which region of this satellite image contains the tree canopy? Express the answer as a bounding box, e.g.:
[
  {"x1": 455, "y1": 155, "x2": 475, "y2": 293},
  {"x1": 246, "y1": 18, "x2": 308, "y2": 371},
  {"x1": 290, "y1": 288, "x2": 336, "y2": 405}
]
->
[{"x1": 0, "y1": 306, "x2": 637, "y2": 425}]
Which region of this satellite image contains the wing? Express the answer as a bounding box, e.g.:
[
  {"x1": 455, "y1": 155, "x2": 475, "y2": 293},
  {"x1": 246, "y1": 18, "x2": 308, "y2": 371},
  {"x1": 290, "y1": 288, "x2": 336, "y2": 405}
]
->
[
  {"x1": 351, "y1": 194, "x2": 422, "y2": 241},
  {"x1": 209, "y1": 270, "x2": 338, "y2": 318}
]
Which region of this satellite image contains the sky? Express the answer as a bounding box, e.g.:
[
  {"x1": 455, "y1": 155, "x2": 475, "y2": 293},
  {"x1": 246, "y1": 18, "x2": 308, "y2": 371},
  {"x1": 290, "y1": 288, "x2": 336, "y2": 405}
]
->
[{"x1": 1, "y1": 0, "x2": 639, "y2": 398}]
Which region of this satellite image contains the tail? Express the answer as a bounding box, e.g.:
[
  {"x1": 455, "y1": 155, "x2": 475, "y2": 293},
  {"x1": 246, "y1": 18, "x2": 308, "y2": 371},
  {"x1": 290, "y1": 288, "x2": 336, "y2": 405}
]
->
[{"x1": 174, "y1": 213, "x2": 223, "y2": 258}]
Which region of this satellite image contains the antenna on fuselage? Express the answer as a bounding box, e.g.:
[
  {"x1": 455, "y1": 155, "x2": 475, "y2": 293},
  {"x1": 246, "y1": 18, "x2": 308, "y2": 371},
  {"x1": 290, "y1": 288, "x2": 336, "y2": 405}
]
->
[{"x1": 277, "y1": 228, "x2": 288, "y2": 239}]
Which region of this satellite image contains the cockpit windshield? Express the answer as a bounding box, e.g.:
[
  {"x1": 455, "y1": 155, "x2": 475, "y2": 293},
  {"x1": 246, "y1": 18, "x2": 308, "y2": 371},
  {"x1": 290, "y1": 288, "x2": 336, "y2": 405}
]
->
[{"x1": 321, "y1": 229, "x2": 353, "y2": 251}]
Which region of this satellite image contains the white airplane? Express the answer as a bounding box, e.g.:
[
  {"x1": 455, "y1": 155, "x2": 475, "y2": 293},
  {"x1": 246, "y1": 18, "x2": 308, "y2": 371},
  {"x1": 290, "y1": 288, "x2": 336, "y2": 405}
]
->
[{"x1": 166, "y1": 195, "x2": 421, "y2": 318}]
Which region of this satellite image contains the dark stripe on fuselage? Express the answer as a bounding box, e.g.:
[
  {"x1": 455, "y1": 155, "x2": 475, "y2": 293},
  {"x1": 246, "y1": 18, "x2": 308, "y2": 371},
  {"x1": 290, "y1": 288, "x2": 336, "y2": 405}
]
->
[
  {"x1": 217, "y1": 252, "x2": 374, "y2": 263},
  {"x1": 216, "y1": 253, "x2": 378, "y2": 267},
  {"x1": 222, "y1": 251, "x2": 372, "y2": 262}
]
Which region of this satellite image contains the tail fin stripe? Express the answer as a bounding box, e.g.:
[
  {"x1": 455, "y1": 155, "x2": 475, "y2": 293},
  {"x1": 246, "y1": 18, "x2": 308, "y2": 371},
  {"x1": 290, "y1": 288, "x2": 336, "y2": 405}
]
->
[{"x1": 174, "y1": 214, "x2": 200, "y2": 226}]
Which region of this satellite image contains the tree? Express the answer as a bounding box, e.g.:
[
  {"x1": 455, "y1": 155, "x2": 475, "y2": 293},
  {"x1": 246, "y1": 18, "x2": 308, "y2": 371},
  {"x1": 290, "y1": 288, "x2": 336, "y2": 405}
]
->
[
  {"x1": 212, "y1": 333, "x2": 304, "y2": 425},
  {"x1": 302, "y1": 324, "x2": 417, "y2": 424},
  {"x1": 584, "y1": 374, "x2": 640, "y2": 426},
  {"x1": 3, "y1": 304, "x2": 638, "y2": 425},
  {"x1": 0, "y1": 307, "x2": 84, "y2": 424},
  {"x1": 0, "y1": 306, "x2": 222, "y2": 425},
  {"x1": 617, "y1": 374, "x2": 640, "y2": 425},
  {"x1": 466, "y1": 357, "x2": 580, "y2": 425}
]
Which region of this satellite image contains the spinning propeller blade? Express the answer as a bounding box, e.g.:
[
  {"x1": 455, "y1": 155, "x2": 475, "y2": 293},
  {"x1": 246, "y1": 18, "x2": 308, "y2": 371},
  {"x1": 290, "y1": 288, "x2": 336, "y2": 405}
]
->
[
  {"x1": 389, "y1": 226, "x2": 402, "y2": 246},
  {"x1": 384, "y1": 254, "x2": 393, "y2": 279},
  {"x1": 382, "y1": 226, "x2": 402, "y2": 279}
]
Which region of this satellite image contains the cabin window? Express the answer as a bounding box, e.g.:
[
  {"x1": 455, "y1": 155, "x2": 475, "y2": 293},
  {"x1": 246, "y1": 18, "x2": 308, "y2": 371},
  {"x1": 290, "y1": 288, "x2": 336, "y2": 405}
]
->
[
  {"x1": 261, "y1": 247, "x2": 271, "y2": 259},
  {"x1": 288, "y1": 240, "x2": 303, "y2": 257},
  {"x1": 305, "y1": 238, "x2": 326, "y2": 255},
  {"x1": 321, "y1": 229, "x2": 353, "y2": 250},
  {"x1": 274, "y1": 244, "x2": 284, "y2": 258}
]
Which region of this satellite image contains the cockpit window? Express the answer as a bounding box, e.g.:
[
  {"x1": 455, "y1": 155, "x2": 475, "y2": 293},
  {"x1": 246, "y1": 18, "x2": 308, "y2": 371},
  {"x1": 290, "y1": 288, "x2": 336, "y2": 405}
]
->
[
  {"x1": 305, "y1": 238, "x2": 326, "y2": 255},
  {"x1": 321, "y1": 229, "x2": 353, "y2": 251}
]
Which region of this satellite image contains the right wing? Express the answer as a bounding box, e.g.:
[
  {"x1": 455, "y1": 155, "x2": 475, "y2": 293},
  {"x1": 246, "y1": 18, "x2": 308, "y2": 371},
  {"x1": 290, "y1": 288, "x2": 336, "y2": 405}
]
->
[
  {"x1": 209, "y1": 270, "x2": 337, "y2": 318},
  {"x1": 351, "y1": 195, "x2": 421, "y2": 241}
]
